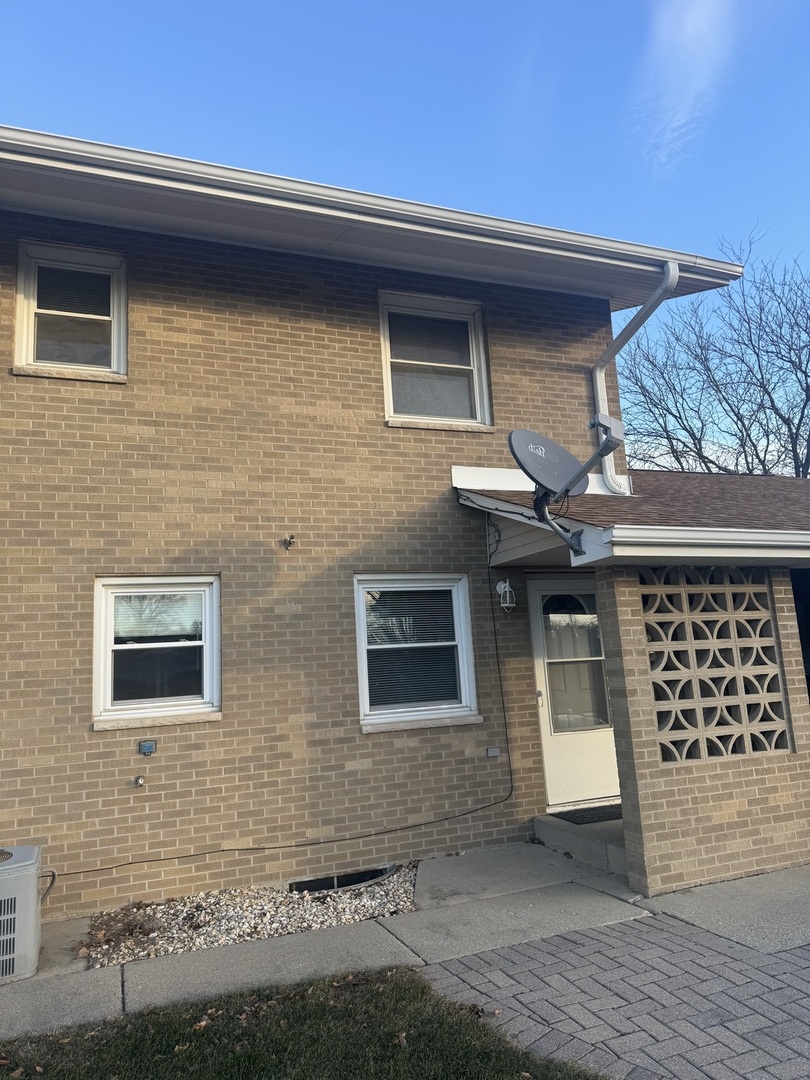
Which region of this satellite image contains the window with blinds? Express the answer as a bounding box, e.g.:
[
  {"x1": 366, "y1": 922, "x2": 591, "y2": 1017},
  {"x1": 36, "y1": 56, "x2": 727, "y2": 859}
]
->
[
  {"x1": 380, "y1": 293, "x2": 490, "y2": 424},
  {"x1": 15, "y1": 242, "x2": 127, "y2": 376},
  {"x1": 354, "y1": 574, "x2": 480, "y2": 730},
  {"x1": 35, "y1": 265, "x2": 113, "y2": 368},
  {"x1": 94, "y1": 577, "x2": 220, "y2": 724}
]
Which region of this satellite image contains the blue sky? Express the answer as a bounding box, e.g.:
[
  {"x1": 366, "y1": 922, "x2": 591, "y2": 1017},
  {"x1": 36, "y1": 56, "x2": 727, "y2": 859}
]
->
[{"x1": 2, "y1": 0, "x2": 806, "y2": 267}]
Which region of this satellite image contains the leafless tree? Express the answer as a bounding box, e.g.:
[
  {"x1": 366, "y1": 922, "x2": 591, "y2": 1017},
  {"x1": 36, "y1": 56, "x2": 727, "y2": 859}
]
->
[{"x1": 617, "y1": 246, "x2": 810, "y2": 476}]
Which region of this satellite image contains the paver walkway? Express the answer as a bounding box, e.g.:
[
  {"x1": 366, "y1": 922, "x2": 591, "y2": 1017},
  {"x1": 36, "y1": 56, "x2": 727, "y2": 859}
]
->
[{"x1": 423, "y1": 914, "x2": 810, "y2": 1080}]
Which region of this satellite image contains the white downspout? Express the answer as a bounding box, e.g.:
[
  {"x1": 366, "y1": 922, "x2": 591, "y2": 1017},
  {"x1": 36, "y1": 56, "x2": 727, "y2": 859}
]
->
[{"x1": 593, "y1": 260, "x2": 680, "y2": 494}]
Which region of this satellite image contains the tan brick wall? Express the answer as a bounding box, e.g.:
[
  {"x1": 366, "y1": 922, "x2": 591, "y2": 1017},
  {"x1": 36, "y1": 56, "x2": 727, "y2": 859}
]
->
[
  {"x1": 597, "y1": 566, "x2": 810, "y2": 896},
  {"x1": 0, "y1": 210, "x2": 614, "y2": 918}
]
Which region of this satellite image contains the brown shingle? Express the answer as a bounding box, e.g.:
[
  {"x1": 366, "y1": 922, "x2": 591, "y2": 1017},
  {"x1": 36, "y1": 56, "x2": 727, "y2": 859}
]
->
[{"x1": 477, "y1": 470, "x2": 810, "y2": 531}]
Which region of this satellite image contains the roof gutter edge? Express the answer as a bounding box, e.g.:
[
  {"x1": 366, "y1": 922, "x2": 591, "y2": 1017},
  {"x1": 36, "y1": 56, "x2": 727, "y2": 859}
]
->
[{"x1": 0, "y1": 127, "x2": 744, "y2": 284}]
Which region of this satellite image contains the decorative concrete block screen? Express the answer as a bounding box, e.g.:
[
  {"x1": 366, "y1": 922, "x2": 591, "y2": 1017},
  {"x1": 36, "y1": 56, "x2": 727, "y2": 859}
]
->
[{"x1": 640, "y1": 567, "x2": 791, "y2": 762}]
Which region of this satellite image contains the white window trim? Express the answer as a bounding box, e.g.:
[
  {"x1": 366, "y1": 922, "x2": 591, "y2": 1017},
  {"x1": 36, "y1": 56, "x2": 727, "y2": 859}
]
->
[
  {"x1": 379, "y1": 291, "x2": 491, "y2": 426},
  {"x1": 93, "y1": 575, "x2": 220, "y2": 729},
  {"x1": 14, "y1": 241, "x2": 127, "y2": 380},
  {"x1": 354, "y1": 572, "x2": 481, "y2": 733}
]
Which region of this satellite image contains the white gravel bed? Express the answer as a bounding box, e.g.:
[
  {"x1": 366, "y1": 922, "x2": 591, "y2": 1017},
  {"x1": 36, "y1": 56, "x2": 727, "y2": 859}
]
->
[{"x1": 79, "y1": 863, "x2": 417, "y2": 968}]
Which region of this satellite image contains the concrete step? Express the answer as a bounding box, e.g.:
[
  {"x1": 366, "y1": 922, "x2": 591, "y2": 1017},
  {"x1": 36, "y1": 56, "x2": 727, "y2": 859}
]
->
[{"x1": 533, "y1": 814, "x2": 626, "y2": 877}]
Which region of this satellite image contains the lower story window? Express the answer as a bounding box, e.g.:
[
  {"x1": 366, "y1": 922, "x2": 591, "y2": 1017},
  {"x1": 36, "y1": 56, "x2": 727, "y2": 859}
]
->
[
  {"x1": 94, "y1": 576, "x2": 220, "y2": 724},
  {"x1": 354, "y1": 573, "x2": 480, "y2": 731}
]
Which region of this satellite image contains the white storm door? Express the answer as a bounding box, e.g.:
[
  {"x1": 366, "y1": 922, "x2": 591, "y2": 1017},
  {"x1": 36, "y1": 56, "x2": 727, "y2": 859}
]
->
[{"x1": 528, "y1": 578, "x2": 619, "y2": 809}]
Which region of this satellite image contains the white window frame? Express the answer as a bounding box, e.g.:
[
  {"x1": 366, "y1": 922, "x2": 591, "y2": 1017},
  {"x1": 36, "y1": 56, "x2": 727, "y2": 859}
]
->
[
  {"x1": 15, "y1": 241, "x2": 127, "y2": 380},
  {"x1": 354, "y1": 573, "x2": 481, "y2": 733},
  {"x1": 93, "y1": 576, "x2": 220, "y2": 729},
  {"x1": 379, "y1": 291, "x2": 491, "y2": 426}
]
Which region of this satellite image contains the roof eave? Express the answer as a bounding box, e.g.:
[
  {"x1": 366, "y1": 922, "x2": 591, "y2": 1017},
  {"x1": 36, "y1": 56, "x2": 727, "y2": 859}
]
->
[
  {"x1": 458, "y1": 491, "x2": 810, "y2": 568},
  {"x1": 0, "y1": 126, "x2": 743, "y2": 310}
]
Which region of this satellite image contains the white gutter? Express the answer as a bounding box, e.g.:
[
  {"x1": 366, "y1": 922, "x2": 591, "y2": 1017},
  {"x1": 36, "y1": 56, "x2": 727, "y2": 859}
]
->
[
  {"x1": 574, "y1": 523, "x2": 810, "y2": 566},
  {"x1": 592, "y1": 260, "x2": 680, "y2": 494},
  {"x1": 607, "y1": 524, "x2": 810, "y2": 557}
]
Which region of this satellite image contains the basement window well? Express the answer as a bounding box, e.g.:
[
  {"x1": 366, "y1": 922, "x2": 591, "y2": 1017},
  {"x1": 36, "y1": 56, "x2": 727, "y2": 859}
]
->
[{"x1": 287, "y1": 865, "x2": 394, "y2": 893}]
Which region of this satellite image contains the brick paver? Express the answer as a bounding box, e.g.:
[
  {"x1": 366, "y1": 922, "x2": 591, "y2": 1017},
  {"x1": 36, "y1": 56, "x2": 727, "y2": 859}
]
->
[{"x1": 422, "y1": 915, "x2": 810, "y2": 1079}]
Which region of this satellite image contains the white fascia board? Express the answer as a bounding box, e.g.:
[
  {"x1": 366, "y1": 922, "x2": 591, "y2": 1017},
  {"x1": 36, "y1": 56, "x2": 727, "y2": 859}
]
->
[
  {"x1": 453, "y1": 467, "x2": 534, "y2": 492},
  {"x1": 606, "y1": 525, "x2": 810, "y2": 563},
  {"x1": 451, "y1": 465, "x2": 626, "y2": 496}
]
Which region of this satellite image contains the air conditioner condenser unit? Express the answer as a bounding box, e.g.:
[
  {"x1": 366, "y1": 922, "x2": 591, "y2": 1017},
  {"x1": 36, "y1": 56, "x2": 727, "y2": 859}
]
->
[{"x1": 0, "y1": 846, "x2": 57, "y2": 984}]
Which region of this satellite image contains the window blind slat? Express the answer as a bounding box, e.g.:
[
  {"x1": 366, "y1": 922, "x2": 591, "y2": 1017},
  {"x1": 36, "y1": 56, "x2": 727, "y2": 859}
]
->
[
  {"x1": 365, "y1": 589, "x2": 455, "y2": 645},
  {"x1": 368, "y1": 645, "x2": 460, "y2": 708},
  {"x1": 388, "y1": 313, "x2": 470, "y2": 366},
  {"x1": 37, "y1": 266, "x2": 111, "y2": 316}
]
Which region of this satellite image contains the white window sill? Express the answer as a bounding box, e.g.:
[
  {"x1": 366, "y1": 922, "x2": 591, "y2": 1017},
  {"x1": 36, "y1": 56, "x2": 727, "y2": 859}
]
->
[
  {"x1": 385, "y1": 417, "x2": 494, "y2": 433},
  {"x1": 92, "y1": 710, "x2": 221, "y2": 731},
  {"x1": 13, "y1": 364, "x2": 127, "y2": 384},
  {"x1": 362, "y1": 711, "x2": 483, "y2": 734}
]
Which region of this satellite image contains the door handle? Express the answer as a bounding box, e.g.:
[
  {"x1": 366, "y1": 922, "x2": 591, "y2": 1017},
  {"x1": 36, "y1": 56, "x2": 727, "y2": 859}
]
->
[{"x1": 536, "y1": 690, "x2": 544, "y2": 706}]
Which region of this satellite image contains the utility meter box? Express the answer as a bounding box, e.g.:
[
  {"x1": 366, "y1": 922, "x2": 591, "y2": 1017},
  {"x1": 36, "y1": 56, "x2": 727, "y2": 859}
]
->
[{"x1": 0, "y1": 846, "x2": 44, "y2": 984}]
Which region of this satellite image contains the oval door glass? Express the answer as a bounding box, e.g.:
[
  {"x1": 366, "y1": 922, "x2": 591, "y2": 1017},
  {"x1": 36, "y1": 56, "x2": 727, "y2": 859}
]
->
[{"x1": 542, "y1": 594, "x2": 610, "y2": 733}]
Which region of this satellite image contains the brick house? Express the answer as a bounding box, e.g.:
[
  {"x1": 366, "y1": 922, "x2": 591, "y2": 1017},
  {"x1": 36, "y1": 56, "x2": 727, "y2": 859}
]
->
[{"x1": 2, "y1": 127, "x2": 810, "y2": 918}]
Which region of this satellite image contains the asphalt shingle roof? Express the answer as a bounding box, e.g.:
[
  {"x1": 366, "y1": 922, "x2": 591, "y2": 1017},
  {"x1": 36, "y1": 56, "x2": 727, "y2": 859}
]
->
[{"x1": 477, "y1": 470, "x2": 810, "y2": 531}]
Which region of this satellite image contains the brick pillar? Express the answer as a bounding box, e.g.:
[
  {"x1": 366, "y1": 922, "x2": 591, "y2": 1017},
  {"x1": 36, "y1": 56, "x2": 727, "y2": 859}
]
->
[
  {"x1": 595, "y1": 566, "x2": 659, "y2": 895},
  {"x1": 598, "y1": 565, "x2": 810, "y2": 896}
]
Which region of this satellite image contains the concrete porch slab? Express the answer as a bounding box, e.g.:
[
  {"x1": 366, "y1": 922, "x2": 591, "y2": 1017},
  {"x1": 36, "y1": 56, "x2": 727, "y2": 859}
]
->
[
  {"x1": 533, "y1": 815, "x2": 627, "y2": 876},
  {"x1": 415, "y1": 841, "x2": 618, "y2": 908},
  {"x1": 381, "y1": 881, "x2": 647, "y2": 963}
]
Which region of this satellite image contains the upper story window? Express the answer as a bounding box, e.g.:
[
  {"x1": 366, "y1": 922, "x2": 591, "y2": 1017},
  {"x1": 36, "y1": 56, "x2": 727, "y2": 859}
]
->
[
  {"x1": 380, "y1": 292, "x2": 491, "y2": 426},
  {"x1": 15, "y1": 242, "x2": 127, "y2": 380}
]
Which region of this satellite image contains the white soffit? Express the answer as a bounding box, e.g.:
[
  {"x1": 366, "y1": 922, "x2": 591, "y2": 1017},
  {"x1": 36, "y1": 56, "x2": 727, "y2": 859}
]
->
[{"x1": 0, "y1": 127, "x2": 742, "y2": 311}]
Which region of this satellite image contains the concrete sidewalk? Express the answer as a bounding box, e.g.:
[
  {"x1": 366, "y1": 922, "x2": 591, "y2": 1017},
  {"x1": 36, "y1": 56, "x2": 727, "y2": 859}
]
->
[{"x1": 4, "y1": 842, "x2": 810, "y2": 1079}]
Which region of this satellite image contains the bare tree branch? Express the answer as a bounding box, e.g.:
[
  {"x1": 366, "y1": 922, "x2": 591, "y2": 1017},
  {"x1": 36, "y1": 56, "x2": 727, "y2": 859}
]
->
[{"x1": 617, "y1": 248, "x2": 810, "y2": 476}]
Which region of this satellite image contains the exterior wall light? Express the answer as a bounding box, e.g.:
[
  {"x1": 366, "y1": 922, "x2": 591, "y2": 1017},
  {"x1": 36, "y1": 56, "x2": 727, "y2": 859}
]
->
[{"x1": 496, "y1": 580, "x2": 516, "y2": 613}]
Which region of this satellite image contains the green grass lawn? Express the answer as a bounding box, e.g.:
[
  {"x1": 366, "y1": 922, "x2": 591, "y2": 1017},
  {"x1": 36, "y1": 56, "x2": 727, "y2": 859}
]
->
[{"x1": 0, "y1": 968, "x2": 607, "y2": 1080}]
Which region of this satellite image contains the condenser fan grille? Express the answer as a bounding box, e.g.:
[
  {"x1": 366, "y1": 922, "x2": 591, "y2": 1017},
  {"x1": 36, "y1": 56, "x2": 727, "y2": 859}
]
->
[{"x1": 0, "y1": 851, "x2": 13, "y2": 864}]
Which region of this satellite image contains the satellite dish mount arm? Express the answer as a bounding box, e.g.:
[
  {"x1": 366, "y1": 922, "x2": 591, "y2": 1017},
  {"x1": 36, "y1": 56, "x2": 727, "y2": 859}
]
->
[
  {"x1": 533, "y1": 489, "x2": 586, "y2": 558},
  {"x1": 552, "y1": 414, "x2": 625, "y2": 502}
]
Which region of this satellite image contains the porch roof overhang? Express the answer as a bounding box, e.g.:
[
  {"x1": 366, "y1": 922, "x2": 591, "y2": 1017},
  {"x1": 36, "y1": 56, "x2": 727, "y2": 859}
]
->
[
  {"x1": 0, "y1": 127, "x2": 742, "y2": 311},
  {"x1": 454, "y1": 467, "x2": 810, "y2": 568}
]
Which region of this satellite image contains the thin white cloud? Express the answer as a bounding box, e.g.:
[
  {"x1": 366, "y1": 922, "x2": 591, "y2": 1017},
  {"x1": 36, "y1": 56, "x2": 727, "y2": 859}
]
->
[{"x1": 633, "y1": 0, "x2": 739, "y2": 172}]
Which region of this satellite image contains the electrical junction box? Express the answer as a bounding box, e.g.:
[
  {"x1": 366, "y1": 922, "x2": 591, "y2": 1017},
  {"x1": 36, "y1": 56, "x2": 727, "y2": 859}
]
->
[{"x1": 0, "y1": 846, "x2": 43, "y2": 984}]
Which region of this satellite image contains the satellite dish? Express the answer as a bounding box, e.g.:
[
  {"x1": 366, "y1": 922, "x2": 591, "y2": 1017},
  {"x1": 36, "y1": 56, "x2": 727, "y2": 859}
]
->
[{"x1": 508, "y1": 429, "x2": 589, "y2": 500}]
